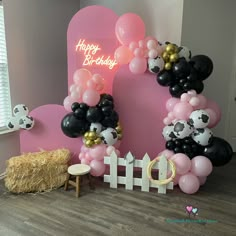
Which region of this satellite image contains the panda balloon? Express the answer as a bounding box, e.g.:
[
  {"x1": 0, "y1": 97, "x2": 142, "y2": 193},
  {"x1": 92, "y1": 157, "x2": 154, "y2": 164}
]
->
[
  {"x1": 148, "y1": 56, "x2": 165, "y2": 74},
  {"x1": 90, "y1": 123, "x2": 102, "y2": 134},
  {"x1": 13, "y1": 104, "x2": 29, "y2": 118},
  {"x1": 19, "y1": 115, "x2": 35, "y2": 130},
  {"x1": 100, "y1": 128, "x2": 118, "y2": 146}
]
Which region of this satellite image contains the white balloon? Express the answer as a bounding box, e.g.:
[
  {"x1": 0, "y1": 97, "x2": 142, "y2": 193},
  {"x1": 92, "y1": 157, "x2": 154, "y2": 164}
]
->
[
  {"x1": 19, "y1": 115, "x2": 35, "y2": 130},
  {"x1": 192, "y1": 128, "x2": 213, "y2": 146},
  {"x1": 5, "y1": 116, "x2": 20, "y2": 131},
  {"x1": 147, "y1": 56, "x2": 164, "y2": 74},
  {"x1": 173, "y1": 120, "x2": 193, "y2": 139},
  {"x1": 178, "y1": 46, "x2": 191, "y2": 61},
  {"x1": 189, "y1": 109, "x2": 210, "y2": 128},
  {"x1": 162, "y1": 125, "x2": 176, "y2": 141},
  {"x1": 90, "y1": 123, "x2": 102, "y2": 134},
  {"x1": 13, "y1": 104, "x2": 29, "y2": 117},
  {"x1": 100, "y1": 128, "x2": 118, "y2": 146}
]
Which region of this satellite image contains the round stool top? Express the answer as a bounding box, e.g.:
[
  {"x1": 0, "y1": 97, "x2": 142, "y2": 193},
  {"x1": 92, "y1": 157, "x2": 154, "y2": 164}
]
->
[{"x1": 68, "y1": 164, "x2": 91, "y2": 176}]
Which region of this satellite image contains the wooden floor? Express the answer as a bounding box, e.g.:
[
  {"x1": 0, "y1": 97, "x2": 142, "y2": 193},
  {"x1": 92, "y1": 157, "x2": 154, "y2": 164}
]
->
[{"x1": 0, "y1": 157, "x2": 236, "y2": 236}]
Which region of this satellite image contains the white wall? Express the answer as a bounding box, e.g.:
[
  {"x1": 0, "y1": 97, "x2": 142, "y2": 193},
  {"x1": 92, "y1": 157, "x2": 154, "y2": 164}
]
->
[
  {"x1": 0, "y1": 0, "x2": 80, "y2": 173},
  {"x1": 80, "y1": 0, "x2": 184, "y2": 45},
  {"x1": 181, "y1": 0, "x2": 236, "y2": 140}
]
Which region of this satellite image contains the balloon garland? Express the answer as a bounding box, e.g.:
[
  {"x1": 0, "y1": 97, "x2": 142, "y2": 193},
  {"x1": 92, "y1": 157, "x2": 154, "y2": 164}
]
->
[
  {"x1": 114, "y1": 12, "x2": 233, "y2": 194},
  {"x1": 61, "y1": 68, "x2": 122, "y2": 177}
]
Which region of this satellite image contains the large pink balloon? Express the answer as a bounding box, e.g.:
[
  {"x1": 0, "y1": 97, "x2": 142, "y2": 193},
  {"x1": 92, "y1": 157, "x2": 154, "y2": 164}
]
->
[
  {"x1": 129, "y1": 57, "x2": 147, "y2": 74},
  {"x1": 90, "y1": 160, "x2": 106, "y2": 176},
  {"x1": 170, "y1": 153, "x2": 191, "y2": 175},
  {"x1": 166, "y1": 98, "x2": 180, "y2": 112},
  {"x1": 205, "y1": 108, "x2": 219, "y2": 128},
  {"x1": 89, "y1": 144, "x2": 106, "y2": 161},
  {"x1": 173, "y1": 102, "x2": 193, "y2": 120},
  {"x1": 173, "y1": 174, "x2": 181, "y2": 186},
  {"x1": 115, "y1": 45, "x2": 133, "y2": 64},
  {"x1": 206, "y1": 99, "x2": 221, "y2": 121},
  {"x1": 158, "y1": 149, "x2": 174, "y2": 159},
  {"x1": 73, "y1": 68, "x2": 92, "y2": 86},
  {"x1": 198, "y1": 176, "x2": 207, "y2": 185},
  {"x1": 194, "y1": 94, "x2": 207, "y2": 109},
  {"x1": 179, "y1": 173, "x2": 200, "y2": 194},
  {"x1": 191, "y1": 156, "x2": 213, "y2": 177},
  {"x1": 82, "y1": 89, "x2": 100, "y2": 106},
  {"x1": 115, "y1": 13, "x2": 145, "y2": 46}
]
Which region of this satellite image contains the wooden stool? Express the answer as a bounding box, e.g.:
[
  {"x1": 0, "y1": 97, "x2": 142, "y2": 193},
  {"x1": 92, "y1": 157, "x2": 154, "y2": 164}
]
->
[{"x1": 64, "y1": 164, "x2": 92, "y2": 197}]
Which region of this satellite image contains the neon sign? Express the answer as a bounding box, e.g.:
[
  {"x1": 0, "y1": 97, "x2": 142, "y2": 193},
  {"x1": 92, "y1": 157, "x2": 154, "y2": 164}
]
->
[{"x1": 75, "y1": 39, "x2": 117, "y2": 70}]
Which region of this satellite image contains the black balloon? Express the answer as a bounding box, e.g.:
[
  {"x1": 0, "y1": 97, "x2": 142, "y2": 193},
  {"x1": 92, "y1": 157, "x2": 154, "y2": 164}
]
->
[
  {"x1": 189, "y1": 80, "x2": 204, "y2": 94},
  {"x1": 156, "y1": 70, "x2": 174, "y2": 86},
  {"x1": 203, "y1": 137, "x2": 233, "y2": 166},
  {"x1": 74, "y1": 108, "x2": 86, "y2": 119},
  {"x1": 71, "y1": 102, "x2": 80, "y2": 112},
  {"x1": 61, "y1": 113, "x2": 89, "y2": 138},
  {"x1": 169, "y1": 84, "x2": 184, "y2": 98},
  {"x1": 166, "y1": 140, "x2": 175, "y2": 150},
  {"x1": 79, "y1": 103, "x2": 89, "y2": 111},
  {"x1": 86, "y1": 107, "x2": 103, "y2": 123},
  {"x1": 187, "y1": 68, "x2": 199, "y2": 81},
  {"x1": 100, "y1": 93, "x2": 114, "y2": 102},
  {"x1": 172, "y1": 58, "x2": 191, "y2": 78},
  {"x1": 189, "y1": 55, "x2": 213, "y2": 80}
]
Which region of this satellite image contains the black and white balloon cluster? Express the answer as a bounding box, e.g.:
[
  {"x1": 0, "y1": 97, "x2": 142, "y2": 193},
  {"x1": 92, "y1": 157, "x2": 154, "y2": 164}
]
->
[
  {"x1": 152, "y1": 42, "x2": 214, "y2": 98},
  {"x1": 61, "y1": 94, "x2": 122, "y2": 147},
  {"x1": 163, "y1": 109, "x2": 213, "y2": 159},
  {"x1": 6, "y1": 104, "x2": 35, "y2": 131}
]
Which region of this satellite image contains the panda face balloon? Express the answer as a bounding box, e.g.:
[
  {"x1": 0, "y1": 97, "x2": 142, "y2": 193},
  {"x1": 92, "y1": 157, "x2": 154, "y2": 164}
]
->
[
  {"x1": 19, "y1": 115, "x2": 35, "y2": 130},
  {"x1": 13, "y1": 104, "x2": 29, "y2": 118},
  {"x1": 100, "y1": 128, "x2": 118, "y2": 146},
  {"x1": 90, "y1": 123, "x2": 102, "y2": 134},
  {"x1": 178, "y1": 46, "x2": 191, "y2": 61},
  {"x1": 192, "y1": 128, "x2": 213, "y2": 146},
  {"x1": 148, "y1": 56, "x2": 164, "y2": 74},
  {"x1": 6, "y1": 116, "x2": 20, "y2": 131},
  {"x1": 189, "y1": 109, "x2": 210, "y2": 129},
  {"x1": 173, "y1": 120, "x2": 193, "y2": 139},
  {"x1": 162, "y1": 124, "x2": 176, "y2": 141}
]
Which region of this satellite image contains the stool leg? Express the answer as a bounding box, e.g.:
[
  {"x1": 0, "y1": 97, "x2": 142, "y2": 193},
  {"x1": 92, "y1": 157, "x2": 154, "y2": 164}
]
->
[
  {"x1": 87, "y1": 174, "x2": 95, "y2": 190},
  {"x1": 76, "y1": 176, "x2": 80, "y2": 197},
  {"x1": 64, "y1": 173, "x2": 70, "y2": 191}
]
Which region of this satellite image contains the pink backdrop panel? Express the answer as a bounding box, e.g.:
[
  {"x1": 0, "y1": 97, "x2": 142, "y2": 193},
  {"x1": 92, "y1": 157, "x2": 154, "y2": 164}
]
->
[
  {"x1": 20, "y1": 104, "x2": 82, "y2": 164},
  {"x1": 67, "y1": 6, "x2": 119, "y2": 94},
  {"x1": 113, "y1": 66, "x2": 171, "y2": 159}
]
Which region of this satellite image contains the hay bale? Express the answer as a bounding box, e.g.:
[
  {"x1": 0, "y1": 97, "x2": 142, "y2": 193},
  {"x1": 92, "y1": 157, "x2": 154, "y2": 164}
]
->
[{"x1": 5, "y1": 148, "x2": 71, "y2": 193}]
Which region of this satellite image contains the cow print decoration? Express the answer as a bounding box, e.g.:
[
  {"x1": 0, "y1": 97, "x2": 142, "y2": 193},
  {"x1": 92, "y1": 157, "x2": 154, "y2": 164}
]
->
[
  {"x1": 147, "y1": 56, "x2": 164, "y2": 74},
  {"x1": 13, "y1": 104, "x2": 29, "y2": 117},
  {"x1": 19, "y1": 115, "x2": 35, "y2": 130},
  {"x1": 189, "y1": 109, "x2": 210, "y2": 129},
  {"x1": 100, "y1": 127, "x2": 118, "y2": 146},
  {"x1": 173, "y1": 120, "x2": 193, "y2": 139},
  {"x1": 191, "y1": 128, "x2": 213, "y2": 146}
]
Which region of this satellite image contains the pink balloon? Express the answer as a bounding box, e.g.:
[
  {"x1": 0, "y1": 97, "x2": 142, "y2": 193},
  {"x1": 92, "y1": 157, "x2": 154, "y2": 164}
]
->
[
  {"x1": 180, "y1": 93, "x2": 191, "y2": 102},
  {"x1": 168, "y1": 112, "x2": 175, "y2": 120},
  {"x1": 147, "y1": 39, "x2": 158, "y2": 50},
  {"x1": 81, "y1": 144, "x2": 89, "y2": 153},
  {"x1": 134, "y1": 48, "x2": 144, "y2": 57},
  {"x1": 106, "y1": 146, "x2": 116, "y2": 155},
  {"x1": 206, "y1": 99, "x2": 221, "y2": 120},
  {"x1": 73, "y1": 68, "x2": 92, "y2": 85},
  {"x1": 173, "y1": 174, "x2": 181, "y2": 186},
  {"x1": 163, "y1": 117, "x2": 172, "y2": 125},
  {"x1": 191, "y1": 156, "x2": 213, "y2": 177},
  {"x1": 194, "y1": 94, "x2": 207, "y2": 109},
  {"x1": 148, "y1": 49, "x2": 158, "y2": 59},
  {"x1": 69, "y1": 84, "x2": 77, "y2": 93},
  {"x1": 115, "y1": 13, "x2": 145, "y2": 46},
  {"x1": 89, "y1": 144, "x2": 106, "y2": 161},
  {"x1": 115, "y1": 149, "x2": 120, "y2": 157},
  {"x1": 78, "y1": 152, "x2": 85, "y2": 160},
  {"x1": 63, "y1": 96, "x2": 74, "y2": 112},
  {"x1": 138, "y1": 39, "x2": 146, "y2": 49},
  {"x1": 115, "y1": 45, "x2": 133, "y2": 64},
  {"x1": 170, "y1": 153, "x2": 191, "y2": 175},
  {"x1": 179, "y1": 173, "x2": 200, "y2": 194},
  {"x1": 87, "y1": 80, "x2": 96, "y2": 90},
  {"x1": 198, "y1": 176, "x2": 207, "y2": 185},
  {"x1": 71, "y1": 91, "x2": 81, "y2": 100},
  {"x1": 129, "y1": 41, "x2": 139, "y2": 52},
  {"x1": 166, "y1": 98, "x2": 180, "y2": 112},
  {"x1": 158, "y1": 149, "x2": 174, "y2": 159},
  {"x1": 189, "y1": 97, "x2": 200, "y2": 107},
  {"x1": 81, "y1": 158, "x2": 90, "y2": 165},
  {"x1": 205, "y1": 108, "x2": 219, "y2": 128},
  {"x1": 113, "y1": 140, "x2": 121, "y2": 149},
  {"x1": 90, "y1": 160, "x2": 106, "y2": 176},
  {"x1": 173, "y1": 102, "x2": 193, "y2": 120},
  {"x1": 82, "y1": 89, "x2": 100, "y2": 106},
  {"x1": 129, "y1": 57, "x2": 147, "y2": 74}
]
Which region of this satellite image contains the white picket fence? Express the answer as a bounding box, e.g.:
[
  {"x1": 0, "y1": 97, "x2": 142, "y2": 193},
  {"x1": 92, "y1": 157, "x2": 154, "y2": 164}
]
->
[{"x1": 104, "y1": 151, "x2": 174, "y2": 194}]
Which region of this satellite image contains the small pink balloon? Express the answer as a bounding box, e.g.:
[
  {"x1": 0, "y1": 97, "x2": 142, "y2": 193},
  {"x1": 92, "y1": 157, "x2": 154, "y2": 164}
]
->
[
  {"x1": 86, "y1": 80, "x2": 96, "y2": 90},
  {"x1": 71, "y1": 91, "x2": 81, "y2": 100},
  {"x1": 173, "y1": 102, "x2": 193, "y2": 120},
  {"x1": 115, "y1": 45, "x2": 133, "y2": 64},
  {"x1": 113, "y1": 140, "x2": 121, "y2": 149},
  {"x1": 147, "y1": 39, "x2": 158, "y2": 50},
  {"x1": 82, "y1": 89, "x2": 100, "y2": 106},
  {"x1": 129, "y1": 57, "x2": 147, "y2": 74},
  {"x1": 129, "y1": 41, "x2": 139, "y2": 52},
  {"x1": 73, "y1": 68, "x2": 92, "y2": 85},
  {"x1": 63, "y1": 96, "x2": 74, "y2": 112},
  {"x1": 198, "y1": 176, "x2": 207, "y2": 186},
  {"x1": 138, "y1": 39, "x2": 146, "y2": 48},
  {"x1": 106, "y1": 146, "x2": 116, "y2": 155},
  {"x1": 187, "y1": 90, "x2": 197, "y2": 96},
  {"x1": 148, "y1": 49, "x2": 158, "y2": 59},
  {"x1": 158, "y1": 149, "x2": 174, "y2": 159},
  {"x1": 180, "y1": 93, "x2": 191, "y2": 102},
  {"x1": 115, "y1": 13, "x2": 145, "y2": 46},
  {"x1": 78, "y1": 152, "x2": 85, "y2": 160},
  {"x1": 194, "y1": 94, "x2": 207, "y2": 109},
  {"x1": 179, "y1": 173, "x2": 200, "y2": 194},
  {"x1": 81, "y1": 158, "x2": 90, "y2": 165},
  {"x1": 76, "y1": 86, "x2": 84, "y2": 96},
  {"x1": 92, "y1": 74, "x2": 104, "y2": 84},
  {"x1": 173, "y1": 174, "x2": 181, "y2": 186},
  {"x1": 168, "y1": 112, "x2": 175, "y2": 120},
  {"x1": 170, "y1": 153, "x2": 191, "y2": 175},
  {"x1": 166, "y1": 98, "x2": 180, "y2": 112},
  {"x1": 115, "y1": 149, "x2": 120, "y2": 157},
  {"x1": 206, "y1": 99, "x2": 221, "y2": 119},
  {"x1": 205, "y1": 108, "x2": 219, "y2": 128},
  {"x1": 191, "y1": 156, "x2": 213, "y2": 177},
  {"x1": 90, "y1": 160, "x2": 106, "y2": 176},
  {"x1": 134, "y1": 48, "x2": 144, "y2": 57},
  {"x1": 163, "y1": 117, "x2": 172, "y2": 125},
  {"x1": 81, "y1": 145, "x2": 89, "y2": 153},
  {"x1": 85, "y1": 153, "x2": 93, "y2": 162},
  {"x1": 156, "y1": 45, "x2": 164, "y2": 55},
  {"x1": 69, "y1": 84, "x2": 77, "y2": 93},
  {"x1": 189, "y1": 97, "x2": 200, "y2": 107},
  {"x1": 89, "y1": 144, "x2": 106, "y2": 161}
]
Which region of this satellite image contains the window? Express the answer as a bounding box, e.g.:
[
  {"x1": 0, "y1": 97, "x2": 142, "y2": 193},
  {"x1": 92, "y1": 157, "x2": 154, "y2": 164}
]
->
[{"x1": 0, "y1": 3, "x2": 11, "y2": 131}]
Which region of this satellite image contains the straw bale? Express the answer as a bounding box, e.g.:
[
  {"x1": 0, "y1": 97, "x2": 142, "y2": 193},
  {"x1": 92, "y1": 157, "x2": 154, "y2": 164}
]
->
[{"x1": 5, "y1": 148, "x2": 71, "y2": 193}]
